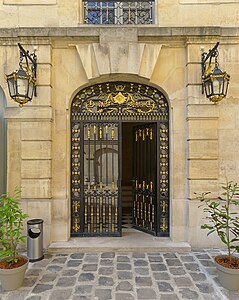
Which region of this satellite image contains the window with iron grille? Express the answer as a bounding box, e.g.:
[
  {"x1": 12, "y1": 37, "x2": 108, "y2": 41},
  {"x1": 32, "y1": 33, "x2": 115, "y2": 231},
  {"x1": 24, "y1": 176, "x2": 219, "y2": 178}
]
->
[{"x1": 83, "y1": 1, "x2": 155, "y2": 25}]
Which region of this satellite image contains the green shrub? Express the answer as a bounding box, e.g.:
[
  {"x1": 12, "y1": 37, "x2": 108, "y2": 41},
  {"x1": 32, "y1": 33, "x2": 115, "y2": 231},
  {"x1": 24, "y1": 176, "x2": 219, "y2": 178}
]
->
[{"x1": 0, "y1": 188, "x2": 28, "y2": 265}]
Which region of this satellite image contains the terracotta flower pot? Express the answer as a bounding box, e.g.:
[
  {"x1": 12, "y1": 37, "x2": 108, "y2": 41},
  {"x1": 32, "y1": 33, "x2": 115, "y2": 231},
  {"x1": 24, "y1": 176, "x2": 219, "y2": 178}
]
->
[
  {"x1": 0, "y1": 255, "x2": 29, "y2": 291},
  {"x1": 215, "y1": 255, "x2": 239, "y2": 291}
]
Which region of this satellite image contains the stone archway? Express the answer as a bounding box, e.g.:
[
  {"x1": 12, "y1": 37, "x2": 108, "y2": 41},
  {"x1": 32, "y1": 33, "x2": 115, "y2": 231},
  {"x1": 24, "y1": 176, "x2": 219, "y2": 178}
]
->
[{"x1": 71, "y1": 81, "x2": 170, "y2": 237}]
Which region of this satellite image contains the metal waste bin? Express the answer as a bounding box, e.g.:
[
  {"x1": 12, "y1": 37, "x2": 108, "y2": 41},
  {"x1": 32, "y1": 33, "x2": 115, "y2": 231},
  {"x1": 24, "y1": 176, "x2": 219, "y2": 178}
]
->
[{"x1": 27, "y1": 219, "x2": 44, "y2": 262}]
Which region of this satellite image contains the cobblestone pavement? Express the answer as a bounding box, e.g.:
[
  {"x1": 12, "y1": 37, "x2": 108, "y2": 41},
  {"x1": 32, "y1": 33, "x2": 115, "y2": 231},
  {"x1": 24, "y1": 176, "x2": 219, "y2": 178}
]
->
[{"x1": 0, "y1": 249, "x2": 239, "y2": 300}]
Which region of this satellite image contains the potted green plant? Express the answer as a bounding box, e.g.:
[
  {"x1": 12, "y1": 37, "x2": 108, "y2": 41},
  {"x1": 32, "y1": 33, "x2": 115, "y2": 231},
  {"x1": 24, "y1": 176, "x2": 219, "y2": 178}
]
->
[
  {"x1": 0, "y1": 188, "x2": 29, "y2": 291},
  {"x1": 198, "y1": 180, "x2": 239, "y2": 290}
]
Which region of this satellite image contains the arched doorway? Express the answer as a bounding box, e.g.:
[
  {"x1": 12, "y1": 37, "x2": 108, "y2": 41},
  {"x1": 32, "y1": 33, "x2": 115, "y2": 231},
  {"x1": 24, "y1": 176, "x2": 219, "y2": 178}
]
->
[
  {"x1": 71, "y1": 81, "x2": 169, "y2": 237},
  {"x1": 0, "y1": 87, "x2": 7, "y2": 196}
]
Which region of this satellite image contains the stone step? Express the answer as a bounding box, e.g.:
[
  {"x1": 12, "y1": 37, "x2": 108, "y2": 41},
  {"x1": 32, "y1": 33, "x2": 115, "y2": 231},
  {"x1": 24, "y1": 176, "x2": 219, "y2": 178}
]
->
[{"x1": 48, "y1": 230, "x2": 191, "y2": 254}]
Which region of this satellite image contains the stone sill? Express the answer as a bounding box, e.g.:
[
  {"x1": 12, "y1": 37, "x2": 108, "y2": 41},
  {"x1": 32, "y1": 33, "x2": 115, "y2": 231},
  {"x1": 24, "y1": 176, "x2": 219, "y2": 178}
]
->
[{"x1": 0, "y1": 26, "x2": 239, "y2": 39}]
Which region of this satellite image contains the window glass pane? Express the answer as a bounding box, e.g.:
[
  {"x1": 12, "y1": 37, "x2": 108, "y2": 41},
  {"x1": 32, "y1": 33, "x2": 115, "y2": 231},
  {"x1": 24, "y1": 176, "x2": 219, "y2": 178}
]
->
[{"x1": 84, "y1": 1, "x2": 154, "y2": 25}]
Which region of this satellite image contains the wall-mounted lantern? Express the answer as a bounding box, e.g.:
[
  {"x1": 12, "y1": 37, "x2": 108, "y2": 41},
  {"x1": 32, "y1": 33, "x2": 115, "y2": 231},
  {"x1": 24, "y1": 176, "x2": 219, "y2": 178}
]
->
[
  {"x1": 6, "y1": 43, "x2": 37, "y2": 107},
  {"x1": 201, "y1": 42, "x2": 230, "y2": 104}
]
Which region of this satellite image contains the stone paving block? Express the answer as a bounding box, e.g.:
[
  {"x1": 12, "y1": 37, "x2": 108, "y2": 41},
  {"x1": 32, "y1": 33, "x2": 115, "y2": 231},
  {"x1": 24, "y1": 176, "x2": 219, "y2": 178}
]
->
[
  {"x1": 148, "y1": 256, "x2": 163, "y2": 262},
  {"x1": 132, "y1": 253, "x2": 146, "y2": 258},
  {"x1": 196, "y1": 283, "x2": 215, "y2": 293},
  {"x1": 25, "y1": 296, "x2": 42, "y2": 300},
  {"x1": 158, "y1": 281, "x2": 174, "y2": 292},
  {"x1": 100, "y1": 259, "x2": 113, "y2": 266},
  {"x1": 116, "y1": 281, "x2": 133, "y2": 291},
  {"x1": 39, "y1": 274, "x2": 57, "y2": 283},
  {"x1": 195, "y1": 254, "x2": 211, "y2": 259},
  {"x1": 117, "y1": 271, "x2": 133, "y2": 280},
  {"x1": 117, "y1": 256, "x2": 130, "y2": 262},
  {"x1": 84, "y1": 255, "x2": 99, "y2": 263},
  {"x1": 32, "y1": 284, "x2": 53, "y2": 294},
  {"x1": 179, "y1": 288, "x2": 199, "y2": 299},
  {"x1": 101, "y1": 252, "x2": 115, "y2": 258},
  {"x1": 56, "y1": 276, "x2": 76, "y2": 287},
  {"x1": 135, "y1": 276, "x2": 152, "y2": 286},
  {"x1": 99, "y1": 267, "x2": 114, "y2": 275},
  {"x1": 23, "y1": 277, "x2": 37, "y2": 287},
  {"x1": 117, "y1": 263, "x2": 132, "y2": 270},
  {"x1": 75, "y1": 285, "x2": 93, "y2": 295},
  {"x1": 184, "y1": 263, "x2": 200, "y2": 272},
  {"x1": 205, "y1": 268, "x2": 217, "y2": 276},
  {"x1": 160, "y1": 294, "x2": 180, "y2": 300},
  {"x1": 78, "y1": 273, "x2": 95, "y2": 281},
  {"x1": 95, "y1": 289, "x2": 112, "y2": 300},
  {"x1": 135, "y1": 267, "x2": 149, "y2": 275},
  {"x1": 166, "y1": 259, "x2": 183, "y2": 266},
  {"x1": 26, "y1": 268, "x2": 43, "y2": 276},
  {"x1": 115, "y1": 293, "x2": 135, "y2": 300},
  {"x1": 189, "y1": 272, "x2": 207, "y2": 281},
  {"x1": 73, "y1": 296, "x2": 92, "y2": 300},
  {"x1": 180, "y1": 255, "x2": 195, "y2": 262},
  {"x1": 82, "y1": 264, "x2": 98, "y2": 271},
  {"x1": 67, "y1": 260, "x2": 82, "y2": 267},
  {"x1": 174, "y1": 277, "x2": 194, "y2": 287},
  {"x1": 137, "y1": 288, "x2": 157, "y2": 299},
  {"x1": 150, "y1": 263, "x2": 167, "y2": 271},
  {"x1": 199, "y1": 260, "x2": 215, "y2": 267},
  {"x1": 51, "y1": 257, "x2": 67, "y2": 264},
  {"x1": 134, "y1": 259, "x2": 148, "y2": 266},
  {"x1": 98, "y1": 276, "x2": 114, "y2": 286},
  {"x1": 62, "y1": 269, "x2": 79, "y2": 276},
  {"x1": 163, "y1": 253, "x2": 177, "y2": 259},
  {"x1": 32, "y1": 260, "x2": 51, "y2": 268},
  {"x1": 169, "y1": 267, "x2": 186, "y2": 275},
  {"x1": 46, "y1": 265, "x2": 63, "y2": 272},
  {"x1": 70, "y1": 253, "x2": 85, "y2": 259},
  {"x1": 48, "y1": 289, "x2": 72, "y2": 300},
  {"x1": 153, "y1": 272, "x2": 170, "y2": 280}
]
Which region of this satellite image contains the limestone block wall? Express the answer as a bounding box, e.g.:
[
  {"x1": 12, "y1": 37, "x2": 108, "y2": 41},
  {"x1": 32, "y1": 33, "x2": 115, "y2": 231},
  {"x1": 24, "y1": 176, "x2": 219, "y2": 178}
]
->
[
  {"x1": 2, "y1": 41, "x2": 53, "y2": 247},
  {"x1": 1, "y1": 28, "x2": 239, "y2": 248},
  {"x1": 186, "y1": 40, "x2": 239, "y2": 247},
  {"x1": 49, "y1": 29, "x2": 188, "y2": 244}
]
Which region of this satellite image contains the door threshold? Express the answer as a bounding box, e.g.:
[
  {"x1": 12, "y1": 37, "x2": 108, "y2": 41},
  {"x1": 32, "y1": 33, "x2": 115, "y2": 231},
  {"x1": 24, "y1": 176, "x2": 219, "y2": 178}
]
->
[{"x1": 48, "y1": 230, "x2": 191, "y2": 254}]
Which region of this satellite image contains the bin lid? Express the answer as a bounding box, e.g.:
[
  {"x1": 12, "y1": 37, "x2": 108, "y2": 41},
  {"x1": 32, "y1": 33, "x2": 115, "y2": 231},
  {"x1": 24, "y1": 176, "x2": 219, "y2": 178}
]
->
[{"x1": 27, "y1": 219, "x2": 44, "y2": 225}]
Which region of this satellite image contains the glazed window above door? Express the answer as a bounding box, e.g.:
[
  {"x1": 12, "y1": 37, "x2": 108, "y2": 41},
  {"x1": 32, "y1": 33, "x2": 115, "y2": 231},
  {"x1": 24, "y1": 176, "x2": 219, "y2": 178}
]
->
[{"x1": 83, "y1": 1, "x2": 155, "y2": 24}]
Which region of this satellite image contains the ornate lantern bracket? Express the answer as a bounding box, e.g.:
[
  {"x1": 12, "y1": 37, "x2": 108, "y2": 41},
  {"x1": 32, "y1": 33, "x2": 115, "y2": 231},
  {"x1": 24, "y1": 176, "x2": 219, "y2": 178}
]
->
[
  {"x1": 6, "y1": 43, "x2": 37, "y2": 107},
  {"x1": 201, "y1": 42, "x2": 230, "y2": 104}
]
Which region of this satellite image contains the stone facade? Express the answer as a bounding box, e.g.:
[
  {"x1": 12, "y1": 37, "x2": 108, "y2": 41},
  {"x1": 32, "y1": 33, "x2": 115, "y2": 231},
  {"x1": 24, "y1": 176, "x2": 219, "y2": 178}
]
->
[{"x1": 0, "y1": 1, "x2": 239, "y2": 248}]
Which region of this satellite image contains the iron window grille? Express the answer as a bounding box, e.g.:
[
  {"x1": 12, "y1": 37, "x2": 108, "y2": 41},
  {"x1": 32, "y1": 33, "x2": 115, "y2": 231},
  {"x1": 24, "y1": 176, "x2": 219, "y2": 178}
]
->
[{"x1": 83, "y1": 1, "x2": 155, "y2": 25}]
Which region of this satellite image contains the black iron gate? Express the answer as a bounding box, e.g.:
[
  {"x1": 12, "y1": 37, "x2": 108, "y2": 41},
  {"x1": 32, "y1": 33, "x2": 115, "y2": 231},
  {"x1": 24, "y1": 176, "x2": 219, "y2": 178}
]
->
[
  {"x1": 133, "y1": 123, "x2": 157, "y2": 235},
  {"x1": 71, "y1": 81, "x2": 169, "y2": 237},
  {"x1": 83, "y1": 122, "x2": 120, "y2": 236}
]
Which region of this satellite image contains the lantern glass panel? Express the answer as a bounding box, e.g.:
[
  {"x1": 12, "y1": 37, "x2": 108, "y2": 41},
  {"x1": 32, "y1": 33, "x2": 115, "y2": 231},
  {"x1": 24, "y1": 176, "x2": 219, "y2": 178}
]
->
[
  {"x1": 28, "y1": 81, "x2": 34, "y2": 100},
  {"x1": 7, "y1": 77, "x2": 16, "y2": 97},
  {"x1": 224, "y1": 78, "x2": 229, "y2": 96},
  {"x1": 16, "y1": 76, "x2": 29, "y2": 97},
  {"x1": 205, "y1": 80, "x2": 212, "y2": 97},
  {"x1": 212, "y1": 76, "x2": 223, "y2": 95}
]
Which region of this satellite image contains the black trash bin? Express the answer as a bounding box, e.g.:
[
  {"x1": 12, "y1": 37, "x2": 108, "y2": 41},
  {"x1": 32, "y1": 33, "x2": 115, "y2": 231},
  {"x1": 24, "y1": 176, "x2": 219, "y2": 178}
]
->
[{"x1": 27, "y1": 219, "x2": 44, "y2": 262}]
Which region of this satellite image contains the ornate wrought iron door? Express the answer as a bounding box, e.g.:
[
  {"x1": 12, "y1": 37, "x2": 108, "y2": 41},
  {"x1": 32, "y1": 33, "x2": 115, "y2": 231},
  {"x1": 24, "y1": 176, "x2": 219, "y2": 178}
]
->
[
  {"x1": 82, "y1": 123, "x2": 120, "y2": 236},
  {"x1": 132, "y1": 123, "x2": 157, "y2": 235},
  {"x1": 71, "y1": 81, "x2": 170, "y2": 237}
]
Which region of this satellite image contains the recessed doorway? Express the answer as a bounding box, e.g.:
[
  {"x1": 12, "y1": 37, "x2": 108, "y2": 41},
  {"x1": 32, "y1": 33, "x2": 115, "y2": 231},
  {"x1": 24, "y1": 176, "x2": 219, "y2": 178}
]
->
[{"x1": 71, "y1": 81, "x2": 170, "y2": 237}]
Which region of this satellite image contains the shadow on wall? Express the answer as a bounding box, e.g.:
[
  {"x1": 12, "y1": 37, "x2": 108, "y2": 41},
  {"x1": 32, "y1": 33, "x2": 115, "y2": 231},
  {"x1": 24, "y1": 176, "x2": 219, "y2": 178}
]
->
[{"x1": 0, "y1": 87, "x2": 7, "y2": 196}]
